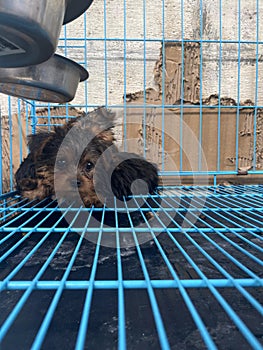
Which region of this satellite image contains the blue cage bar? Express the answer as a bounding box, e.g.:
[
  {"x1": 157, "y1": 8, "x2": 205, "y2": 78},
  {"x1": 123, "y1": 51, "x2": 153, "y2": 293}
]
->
[{"x1": 0, "y1": 1, "x2": 263, "y2": 349}]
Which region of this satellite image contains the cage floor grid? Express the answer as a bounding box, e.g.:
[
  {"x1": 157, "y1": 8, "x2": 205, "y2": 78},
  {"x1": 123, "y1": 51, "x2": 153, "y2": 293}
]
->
[{"x1": 0, "y1": 184, "x2": 262, "y2": 350}]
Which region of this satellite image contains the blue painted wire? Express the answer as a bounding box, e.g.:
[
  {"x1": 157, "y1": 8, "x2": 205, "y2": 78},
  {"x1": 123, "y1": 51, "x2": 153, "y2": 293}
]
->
[
  {"x1": 0, "y1": 198, "x2": 56, "y2": 229},
  {"x1": 17, "y1": 100, "x2": 23, "y2": 163},
  {"x1": 253, "y1": 0, "x2": 260, "y2": 171},
  {"x1": 8, "y1": 97, "x2": 13, "y2": 191},
  {"x1": 161, "y1": 196, "x2": 263, "y2": 285},
  {"x1": 26, "y1": 102, "x2": 263, "y2": 110},
  {"x1": 217, "y1": 0, "x2": 223, "y2": 172},
  {"x1": 195, "y1": 189, "x2": 263, "y2": 231},
  {"x1": 180, "y1": 0, "x2": 185, "y2": 172},
  {"x1": 177, "y1": 187, "x2": 263, "y2": 241},
  {"x1": 130, "y1": 197, "x2": 218, "y2": 350},
  {"x1": 151, "y1": 192, "x2": 262, "y2": 281},
  {"x1": 0, "y1": 201, "x2": 61, "y2": 264},
  {"x1": 235, "y1": 0, "x2": 242, "y2": 172},
  {"x1": 206, "y1": 188, "x2": 263, "y2": 206},
  {"x1": 31, "y1": 207, "x2": 93, "y2": 350},
  {"x1": 0, "y1": 2, "x2": 263, "y2": 348},
  {"x1": 148, "y1": 196, "x2": 263, "y2": 349},
  {"x1": 75, "y1": 206, "x2": 105, "y2": 350},
  {"x1": 201, "y1": 195, "x2": 263, "y2": 240},
  {"x1": 114, "y1": 198, "x2": 126, "y2": 350},
  {"x1": 64, "y1": 24, "x2": 68, "y2": 58},
  {"x1": 0, "y1": 191, "x2": 18, "y2": 201},
  {"x1": 198, "y1": 0, "x2": 204, "y2": 172},
  {"x1": 142, "y1": 0, "x2": 147, "y2": 159},
  {"x1": 2, "y1": 278, "x2": 263, "y2": 292},
  {"x1": 31, "y1": 102, "x2": 37, "y2": 135},
  {"x1": 103, "y1": 0, "x2": 108, "y2": 107},
  {"x1": 0, "y1": 199, "x2": 45, "y2": 238},
  {"x1": 0, "y1": 196, "x2": 23, "y2": 211},
  {"x1": 161, "y1": 0, "x2": 166, "y2": 173},
  {"x1": 168, "y1": 193, "x2": 263, "y2": 267},
  {"x1": 58, "y1": 36, "x2": 263, "y2": 45},
  {"x1": 2, "y1": 225, "x2": 262, "y2": 235},
  {"x1": 123, "y1": 0, "x2": 127, "y2": 151},
  {"x1": 0, "y1": 204, "x2": 79, "y2": 341},
  {"x1": 0, "y1": 203, "x2": 70, "y2": 280},
  {"x1": 171, "y1": 211, "x2": 263, "y2": 312},
  {"x1": 124, "y1": 199, "x2": 171, "y2": 350},
  {"x1": 47, "y1": 104, "x2": 51, "y2": 131},
  {"x1": 84, "y1": 12, "x2": 88, "y2": 113}
]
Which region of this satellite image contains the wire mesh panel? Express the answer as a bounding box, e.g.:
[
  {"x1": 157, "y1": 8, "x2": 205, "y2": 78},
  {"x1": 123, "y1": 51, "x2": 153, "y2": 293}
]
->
[
  {"x1": 0, "y1": 1, "x2": 263, "y2": 350},
  {"x1": 0, "y1": 185, "x2": 263, "y2": 349}
]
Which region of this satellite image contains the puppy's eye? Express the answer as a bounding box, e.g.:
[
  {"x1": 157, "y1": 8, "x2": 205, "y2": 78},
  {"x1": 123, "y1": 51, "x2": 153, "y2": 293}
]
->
[
  {"x1": 57, "y1": 159, "x2": 67, "y2": 168},
  {"x1": 85, "y1": 161, "x2": 94, "y2": 172}
]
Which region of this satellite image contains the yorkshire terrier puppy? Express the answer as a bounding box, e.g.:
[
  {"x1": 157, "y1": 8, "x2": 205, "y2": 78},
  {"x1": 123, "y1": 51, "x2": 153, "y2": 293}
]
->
[{"x1": 15, "y1": 108, "x2": 159, "y2": 226}]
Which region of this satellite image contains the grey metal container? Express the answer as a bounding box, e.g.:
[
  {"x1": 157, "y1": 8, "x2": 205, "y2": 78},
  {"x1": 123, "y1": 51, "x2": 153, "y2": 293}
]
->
[
  {"x1": 0, "y1": 0, "x2": 94, "y2": 68},
  {"x1": 0, "y1": 54, "x2": 89, "y2": 103},
  {"x1": 64, "y1": 0, "x2": 94, "y2": 24}
]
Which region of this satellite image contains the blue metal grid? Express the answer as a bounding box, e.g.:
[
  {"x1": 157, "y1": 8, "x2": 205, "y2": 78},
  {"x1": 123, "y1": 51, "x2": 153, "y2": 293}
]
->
[
  {"x1": 0, "y1": 186, "x2": 262, "y2": 349},
  {"x1": 0, "y1": 0, "x2": 263, "y2": 349}
]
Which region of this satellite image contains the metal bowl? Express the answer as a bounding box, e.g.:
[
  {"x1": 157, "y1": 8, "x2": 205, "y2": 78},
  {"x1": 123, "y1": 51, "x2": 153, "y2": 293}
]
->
[
  {"x1": 63, "y1": 0, "x2": 94, "y2": 24},
  {"x1": 0, "y1": 0, "x2": 88, "y2": 68},
  {"x1": 0, "y1": 54, "x2": 89, "y2": 103}
]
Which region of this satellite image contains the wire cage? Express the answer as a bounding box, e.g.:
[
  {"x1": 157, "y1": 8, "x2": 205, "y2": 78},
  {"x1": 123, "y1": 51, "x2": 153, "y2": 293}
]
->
[{"x1": 0, "y1": 1, "x2": 263, "y2": 349}]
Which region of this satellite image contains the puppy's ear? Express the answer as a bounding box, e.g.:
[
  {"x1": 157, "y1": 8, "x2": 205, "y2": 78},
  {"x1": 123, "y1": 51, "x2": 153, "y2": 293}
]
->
[
  {"x1": 27, "y1": 132, "x2": 54, "y2": 158},
  {"x1": 93, "y1": 107, "x2": 116, "y2": 125},
  {"x1": 91, "y1": 107, "x2": 116, "y2": 142},
  {"x1": 96, "y1": 128, "x2": 115, "y2": 143},
  {"x1": 68, "y1": 107, "x2": 116, "y2": 142}
]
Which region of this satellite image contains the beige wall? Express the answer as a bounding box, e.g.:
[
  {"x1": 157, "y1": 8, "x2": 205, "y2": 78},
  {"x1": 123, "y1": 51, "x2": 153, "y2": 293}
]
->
[{"x1": 1, "y1": 0, "x2": 263, "y2": 115}]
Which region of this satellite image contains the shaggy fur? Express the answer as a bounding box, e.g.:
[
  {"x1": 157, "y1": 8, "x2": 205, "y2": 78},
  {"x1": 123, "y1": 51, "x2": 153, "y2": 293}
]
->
[{"x1": 15, "y1": 108, "x2": 159, "y2": 226}]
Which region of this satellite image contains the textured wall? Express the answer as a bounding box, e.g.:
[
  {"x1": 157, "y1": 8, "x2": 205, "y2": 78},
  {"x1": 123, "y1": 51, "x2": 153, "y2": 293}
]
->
[
  {"x1": 74, "y1": 0, "x2": 263, "y2": 106},
  {"x1": 0, "y1": 0, "x2": 263, "y2": 115}
]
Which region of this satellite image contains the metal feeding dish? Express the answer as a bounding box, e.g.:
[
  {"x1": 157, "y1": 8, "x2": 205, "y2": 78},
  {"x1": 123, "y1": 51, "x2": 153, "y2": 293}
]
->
[
  {"x1": 0, "y1": 54, "x2": 89, "y2": 103},
  {"x1": 63, "y1": 0, "x2": 94, "y2": 24},
  {"x1": 0, "y1": 0, "x2": 94, "y2": 68}
]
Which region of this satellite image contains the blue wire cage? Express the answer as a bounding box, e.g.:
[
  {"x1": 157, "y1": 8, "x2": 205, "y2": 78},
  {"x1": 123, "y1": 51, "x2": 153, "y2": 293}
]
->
[{"x1": 0, "y1": 1, "x2": 263, "y2": 349}]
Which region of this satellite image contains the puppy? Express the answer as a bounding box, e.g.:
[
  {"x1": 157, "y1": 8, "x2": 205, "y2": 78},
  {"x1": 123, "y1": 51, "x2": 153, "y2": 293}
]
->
[{"x1": 15, "y1": 108, "x2": 159, "y2": 226}]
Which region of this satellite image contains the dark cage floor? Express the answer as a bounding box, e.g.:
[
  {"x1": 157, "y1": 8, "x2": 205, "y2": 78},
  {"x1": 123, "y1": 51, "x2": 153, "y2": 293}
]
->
[{"x1": 0, "y1": 184, "x2": 262, "y2": 350}]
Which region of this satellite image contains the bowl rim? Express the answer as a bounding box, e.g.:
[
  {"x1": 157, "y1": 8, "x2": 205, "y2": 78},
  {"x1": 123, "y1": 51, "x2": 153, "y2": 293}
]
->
[
  {"x1": 52, "y1": 54, "x2": 89, "y2": 82},
  {"x1": 0, "y1": 54, "x2": 89, "y2": 103},
  {"x1": 0, "y1": 54, "x2": 89, "y2": 82}
]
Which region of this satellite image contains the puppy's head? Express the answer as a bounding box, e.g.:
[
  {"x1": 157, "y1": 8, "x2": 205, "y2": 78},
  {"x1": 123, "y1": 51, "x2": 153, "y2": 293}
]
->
[
  {"x1": 51, "y1": 108, "x2": 117, "y2": 207},
  {"x1": 16, "y1": 108, "x2": 116, "y2": 203},
  {"x1": 54, "y1": 132, "x2": 118, "y2": 207}
]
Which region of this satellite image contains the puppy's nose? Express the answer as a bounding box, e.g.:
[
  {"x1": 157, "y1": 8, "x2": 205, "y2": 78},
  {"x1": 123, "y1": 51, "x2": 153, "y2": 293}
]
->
[{"x1": 70, "y1": 179, "x2": 81, "y2": 188}]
